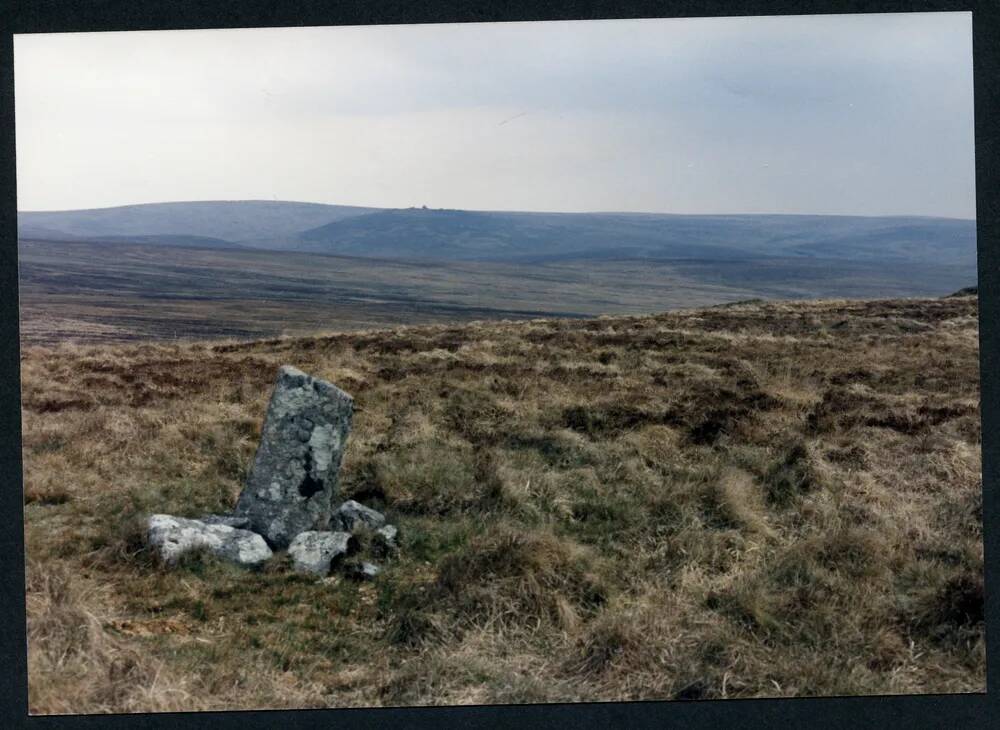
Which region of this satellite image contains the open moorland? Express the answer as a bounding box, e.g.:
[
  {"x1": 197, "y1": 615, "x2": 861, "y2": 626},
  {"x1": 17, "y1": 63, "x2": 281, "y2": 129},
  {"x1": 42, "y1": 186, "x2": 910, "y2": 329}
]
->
[
  {"x1": 18, "y1": 236, "x2": 976, "y2": 346},
  {"x1": 21, "y1": 293, "x2": 983, "y2": 713}
]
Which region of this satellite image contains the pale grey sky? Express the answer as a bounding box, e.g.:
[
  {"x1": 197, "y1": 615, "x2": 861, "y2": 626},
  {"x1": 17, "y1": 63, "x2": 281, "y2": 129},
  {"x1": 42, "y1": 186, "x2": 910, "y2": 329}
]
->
[{"x1": 14, "y1": 12, "x2": 975, "y2": 218}]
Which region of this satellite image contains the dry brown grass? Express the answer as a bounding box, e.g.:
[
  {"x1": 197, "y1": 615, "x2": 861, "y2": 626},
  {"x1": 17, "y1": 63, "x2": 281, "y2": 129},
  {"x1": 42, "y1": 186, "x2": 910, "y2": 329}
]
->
[{"x1": 20, "y1": 294, "x2": 984, "y2": 713}]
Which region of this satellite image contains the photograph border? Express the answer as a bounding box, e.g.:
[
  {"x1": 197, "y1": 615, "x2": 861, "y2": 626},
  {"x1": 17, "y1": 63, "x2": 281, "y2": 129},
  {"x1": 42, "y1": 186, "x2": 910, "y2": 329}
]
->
[{"x1": 1, "y1": 1, "x2": 996, "y2": 727}]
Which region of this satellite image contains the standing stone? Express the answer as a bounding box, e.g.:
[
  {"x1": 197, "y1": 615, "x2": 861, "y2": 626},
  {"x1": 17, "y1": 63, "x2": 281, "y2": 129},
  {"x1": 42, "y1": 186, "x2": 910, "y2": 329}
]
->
[
  {"x1": 234, "y1": 366, "x2": 354, "y2": 548},
  {"x1": 146, "y1": 514, "x2": 272, "y2": 568},
  {"x1": 200, "y1": 514, "x2": 252, "y2": 530}
]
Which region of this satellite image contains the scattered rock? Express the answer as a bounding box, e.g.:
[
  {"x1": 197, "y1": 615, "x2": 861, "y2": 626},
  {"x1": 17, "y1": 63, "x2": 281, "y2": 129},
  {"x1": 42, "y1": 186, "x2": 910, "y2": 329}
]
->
[
  {"x1": 331, "y1": 499, "x2": 386, "y2": 532},
  {"x1": 200, "y1": 514, "x2": 251, "y2": 529},
  {"x1": 234, "y1": 366, "x2": 354, "y2": 549},
  {"x1": 287, "y1": 530, "x2": 356, "y2": 576},
  {"x1": 144, "y1": 367, "x2": 401, "y2": 577},
  {"x1": 370, "y1": 524, "x2": 399, "y2": 559},
  {"x1": 375, "y1": 524, "x2": 399, "y2": 545},
  {"x1": 345, "y1": 561, "x2": 381, "y2": 581},
  {"x1": 146, "y1": 514, "x2": 272, "y2": 568}
]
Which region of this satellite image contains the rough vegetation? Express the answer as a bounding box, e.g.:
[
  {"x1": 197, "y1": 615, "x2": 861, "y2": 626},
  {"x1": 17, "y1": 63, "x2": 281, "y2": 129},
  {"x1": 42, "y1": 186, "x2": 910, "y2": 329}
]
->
[{"x1": 21, "y1": 294, "x2": 983, "y2": 713}]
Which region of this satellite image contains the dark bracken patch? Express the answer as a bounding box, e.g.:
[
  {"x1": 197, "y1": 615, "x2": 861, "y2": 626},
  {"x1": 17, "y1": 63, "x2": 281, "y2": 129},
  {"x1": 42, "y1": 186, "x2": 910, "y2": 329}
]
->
[
  {"x1": 688, "y1": 409, "x2": 733, "y2": 445},
  {"x1": 674, "y1": 680, "x2": 709, "y2": 700},
  {"x1": 682, "y1": 389, "x2": 779, "y2": 445},
  {"x1": 562, "y1": 404, "x2": 664, "y2": 436},
  {"x1": 935, "y1": 573, "x2": 984, "y2": 628},
  {"x1": 505, "y1": 434, "x2": 595, "y2": 468}
]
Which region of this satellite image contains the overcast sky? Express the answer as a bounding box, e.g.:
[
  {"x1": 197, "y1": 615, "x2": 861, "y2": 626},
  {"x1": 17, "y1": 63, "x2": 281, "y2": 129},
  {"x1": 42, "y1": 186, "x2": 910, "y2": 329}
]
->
[{"x1": 15, "y1": 12, "x2": 975, "y2": 218}]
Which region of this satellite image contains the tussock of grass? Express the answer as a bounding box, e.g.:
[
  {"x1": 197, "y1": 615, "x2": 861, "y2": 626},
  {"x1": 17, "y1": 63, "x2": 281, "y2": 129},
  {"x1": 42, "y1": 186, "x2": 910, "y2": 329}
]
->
[
  {"x1": 21, "y1": 295, "x2": 984, "y2": 711},
  {"x1": 25, "y1": 559, "x2": 195, "y2": 714},
  {"x1": 435, "y1": 524, "x2": 610, "y2": 630},
  {"x1": 711, "y1": 468, "x2": 775, "y2": 536},
  {"x1": 765, "y1": 441, "x2": 824, "y2": 506}
]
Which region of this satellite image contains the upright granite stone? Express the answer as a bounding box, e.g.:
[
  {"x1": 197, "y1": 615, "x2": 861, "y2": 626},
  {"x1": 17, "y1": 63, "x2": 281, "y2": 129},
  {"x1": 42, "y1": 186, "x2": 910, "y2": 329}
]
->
[
  {"x1": 200, "y1": 514, "x2": 251, "y2": 530},
  {"x1": 234, "y1": 366, "x2": 354, "y2": 548}
]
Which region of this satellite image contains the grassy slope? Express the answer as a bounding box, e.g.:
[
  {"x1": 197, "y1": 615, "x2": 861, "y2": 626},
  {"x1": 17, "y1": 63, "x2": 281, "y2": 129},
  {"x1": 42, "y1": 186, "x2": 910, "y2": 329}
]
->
[{"x1": 21, "y1": 295, "x2": 983, "y2": 713}]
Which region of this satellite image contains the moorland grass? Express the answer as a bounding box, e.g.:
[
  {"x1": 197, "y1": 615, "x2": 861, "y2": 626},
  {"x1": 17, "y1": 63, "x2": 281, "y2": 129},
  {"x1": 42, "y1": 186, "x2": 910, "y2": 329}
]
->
[{"x1": 20, "y1": 295, "x2": 984, "y2": 712}]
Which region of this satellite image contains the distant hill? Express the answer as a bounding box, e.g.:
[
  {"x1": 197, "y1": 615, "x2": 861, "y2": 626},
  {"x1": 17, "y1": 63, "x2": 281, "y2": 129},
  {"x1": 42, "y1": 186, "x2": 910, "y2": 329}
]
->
[
  {"x1": 18, "y1": 200, "x2": 976, "y2": 271},
  {"x1": 296, "y1": 208, "x2": 977, "y2": 266},
  {"x1": 295, "y1": 209, "x2": 976, "y2": 265},
  {"x1": 18, "y1": 200, "x2": 379, "y2": 243}
]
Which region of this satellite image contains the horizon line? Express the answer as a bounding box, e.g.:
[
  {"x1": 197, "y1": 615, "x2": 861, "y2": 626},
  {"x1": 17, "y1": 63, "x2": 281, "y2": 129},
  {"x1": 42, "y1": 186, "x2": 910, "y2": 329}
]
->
[{"x1": 16, "y1": 198, "x2": 978, "y2": 222}]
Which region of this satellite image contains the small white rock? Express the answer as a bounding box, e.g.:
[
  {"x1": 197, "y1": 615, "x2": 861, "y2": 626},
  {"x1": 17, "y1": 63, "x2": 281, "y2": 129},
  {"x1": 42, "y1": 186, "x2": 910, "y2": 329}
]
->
[
  {"x1": 287, "y1": 530, "x2": 356, "y2": 575},
  {"x1": 375, "y1": 524, "x2": 399, "y2": 546},
  {"x1": 346, "y1": 561, "x2": 380, "y2": 581},
  {"x1": 331, "y1": 499, "x2": 386, "y2": 532}
]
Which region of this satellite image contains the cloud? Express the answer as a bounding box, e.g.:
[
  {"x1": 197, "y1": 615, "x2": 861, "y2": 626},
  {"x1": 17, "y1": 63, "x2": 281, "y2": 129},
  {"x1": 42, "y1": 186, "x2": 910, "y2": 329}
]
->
[{"x1": 14, "y1": 12, "x2": 975, "y2": 217}]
